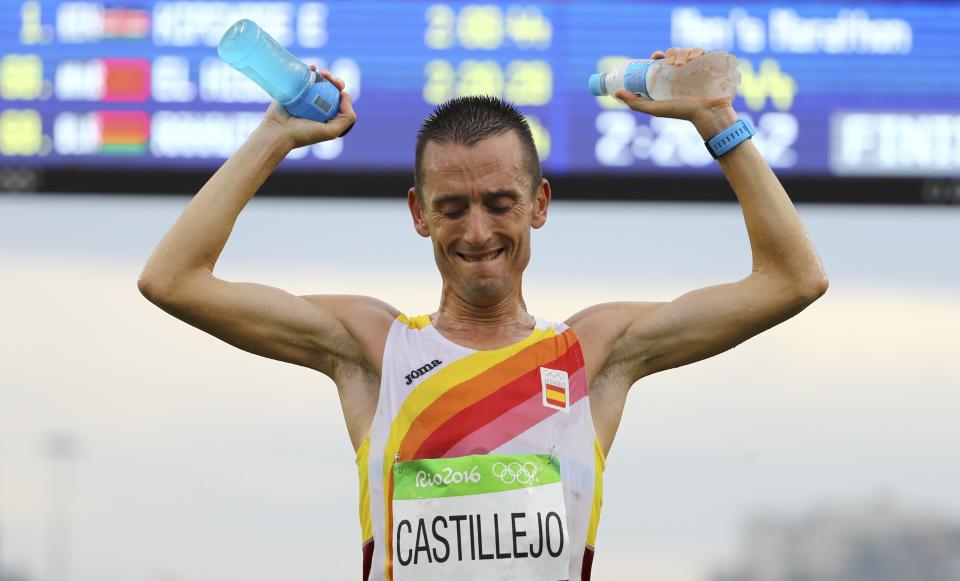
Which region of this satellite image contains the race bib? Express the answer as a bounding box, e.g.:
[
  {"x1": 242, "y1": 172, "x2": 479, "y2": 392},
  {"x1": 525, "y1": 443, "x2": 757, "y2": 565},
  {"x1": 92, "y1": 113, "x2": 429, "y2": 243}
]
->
[{"x1": 392, "y1": 453, "x2": 570, "y2": 580}]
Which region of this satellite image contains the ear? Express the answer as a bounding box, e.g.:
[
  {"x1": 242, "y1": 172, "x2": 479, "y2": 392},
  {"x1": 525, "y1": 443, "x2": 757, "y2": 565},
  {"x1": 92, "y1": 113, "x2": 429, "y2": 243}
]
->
[
  {"x1": 408, "y1": 187, "x2": 431, "y2": 238},
  {"x1": 531, "y1": 178, "x2": 551, "y2": 229}
]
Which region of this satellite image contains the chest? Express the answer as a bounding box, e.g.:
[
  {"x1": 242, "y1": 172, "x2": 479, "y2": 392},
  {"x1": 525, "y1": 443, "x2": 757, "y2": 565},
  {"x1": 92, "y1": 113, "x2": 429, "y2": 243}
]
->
[{"x1": 380, "y1": 330, "x2": 588, "y2": 463}]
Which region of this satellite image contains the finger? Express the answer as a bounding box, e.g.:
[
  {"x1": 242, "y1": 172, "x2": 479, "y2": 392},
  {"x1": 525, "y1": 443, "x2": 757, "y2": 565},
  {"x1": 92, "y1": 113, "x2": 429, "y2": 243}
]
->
[
  {"x1": 339, "y1": 90, "x2": 355, "y2": 117},
  {"x1": 339, "y1": 119, "x2": 356, "y2": 137},
  {"x1": 677, "y1": 47, "x2": 705, "y2": 66},
  {"x1": 332, "y1": 91, "x2": 357, "y2": 136},
  {"x1": 320, "y1": 70, "x2": 345, "y2": 91},
  {"x1": 614, "y1": 89, "x2": 648, "y2": 110},
  {"x1": 650, "y1": 50, "x2": 666, "y2": 59},
  {"x1": 614, "y1": 89, "x2": 642, "y2": 102},
  {"x1": 665, "y1": 47, "x2": 678, "y2": 65},
  {"x1": 615, "y1": 90, "x2": 674, "y2": 118},
  {"x1": 681, "y1": 48, "x2": 702, "y2": 64}
]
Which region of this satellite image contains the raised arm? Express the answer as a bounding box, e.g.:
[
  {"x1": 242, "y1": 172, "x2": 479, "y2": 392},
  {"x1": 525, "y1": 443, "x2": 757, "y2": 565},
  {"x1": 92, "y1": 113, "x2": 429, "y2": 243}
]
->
[
  {"x1": 572, "y1": 48, "x2": 828, "y2": 398},
  {"x1": 137, "y1": 70, "x2": 395, "y2": 380}
]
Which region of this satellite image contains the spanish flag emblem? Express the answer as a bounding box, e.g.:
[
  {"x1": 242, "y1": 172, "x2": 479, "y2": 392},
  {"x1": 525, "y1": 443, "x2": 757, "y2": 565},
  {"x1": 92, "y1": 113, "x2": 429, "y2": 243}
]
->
[{"x1": 540, "y1": 367, "x2": 570, "y2": 412}]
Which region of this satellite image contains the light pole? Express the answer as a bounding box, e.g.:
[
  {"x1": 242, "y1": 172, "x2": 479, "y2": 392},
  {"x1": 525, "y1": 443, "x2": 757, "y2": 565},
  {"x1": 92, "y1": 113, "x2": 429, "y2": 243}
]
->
[
  {"x1": 0, "y1": 444, "x2": 5, "y2": 580},
  {"x1": 43, "y1": 433, "x2": 77, "y2": 581}
]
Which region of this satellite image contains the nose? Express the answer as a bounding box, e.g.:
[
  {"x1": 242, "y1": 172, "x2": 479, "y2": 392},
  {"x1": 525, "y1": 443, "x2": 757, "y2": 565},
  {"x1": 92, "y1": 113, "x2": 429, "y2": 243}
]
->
[{"x1": 462, "y1": 204, "x2": 493, "y2": 247}]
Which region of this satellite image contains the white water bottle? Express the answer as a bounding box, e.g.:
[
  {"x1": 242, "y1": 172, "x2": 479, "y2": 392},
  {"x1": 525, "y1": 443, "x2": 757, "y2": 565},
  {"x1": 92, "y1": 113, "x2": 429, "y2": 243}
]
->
[{"x1": 589, "y1": 51, "x2": 740, "y2": 100}]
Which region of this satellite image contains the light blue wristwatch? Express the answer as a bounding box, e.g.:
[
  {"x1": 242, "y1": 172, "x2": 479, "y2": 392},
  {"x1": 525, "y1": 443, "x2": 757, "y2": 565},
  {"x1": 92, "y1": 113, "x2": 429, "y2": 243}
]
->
[{"x1": 705, "y1": 118, "x2": 756, "y2": 159}]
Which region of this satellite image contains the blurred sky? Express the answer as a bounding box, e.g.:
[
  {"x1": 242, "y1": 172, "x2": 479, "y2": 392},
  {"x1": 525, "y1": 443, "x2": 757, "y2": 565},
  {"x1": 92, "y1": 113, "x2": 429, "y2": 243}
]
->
[{"x1": 1, "y1": 194, "x2": 958, "y2": 581}]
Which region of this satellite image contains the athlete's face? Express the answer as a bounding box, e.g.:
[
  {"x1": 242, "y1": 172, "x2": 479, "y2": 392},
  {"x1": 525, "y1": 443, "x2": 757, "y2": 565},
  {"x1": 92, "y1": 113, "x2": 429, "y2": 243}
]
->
[{"x1": 408, "y1": 132, "x2": 550, "y2": 306}]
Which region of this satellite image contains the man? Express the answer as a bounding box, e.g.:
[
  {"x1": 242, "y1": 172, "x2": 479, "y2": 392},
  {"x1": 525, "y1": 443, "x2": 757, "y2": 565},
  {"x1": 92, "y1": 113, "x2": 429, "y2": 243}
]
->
[{"x1": 139, "y1": 48, "x2": 828, "y2": 581}]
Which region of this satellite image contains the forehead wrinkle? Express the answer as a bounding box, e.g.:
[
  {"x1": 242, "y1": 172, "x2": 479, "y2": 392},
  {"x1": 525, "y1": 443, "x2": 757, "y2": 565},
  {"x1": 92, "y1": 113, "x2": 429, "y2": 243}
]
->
[
  {"x1": 420, "y1": 134, "x2": 528, "y2": 200},
  {"x1": 431, "y1": 189, "x2": 522, "y2": 208},
  {"x1": 428, "y1": 149, "x2": 518, "y2": 180}
]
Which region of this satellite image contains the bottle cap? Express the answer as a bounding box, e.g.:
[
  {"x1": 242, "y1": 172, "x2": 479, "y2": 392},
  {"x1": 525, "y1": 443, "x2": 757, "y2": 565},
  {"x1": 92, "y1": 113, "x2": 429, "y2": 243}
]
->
[{"x1": 588, "y1": 73, "x2": 605, "y2": 96}]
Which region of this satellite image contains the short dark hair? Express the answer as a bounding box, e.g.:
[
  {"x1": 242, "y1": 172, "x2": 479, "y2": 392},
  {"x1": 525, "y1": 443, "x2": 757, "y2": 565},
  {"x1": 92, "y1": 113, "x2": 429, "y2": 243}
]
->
[{"x1": 414, "y1": 96, "x2": 542, "y2": 201}]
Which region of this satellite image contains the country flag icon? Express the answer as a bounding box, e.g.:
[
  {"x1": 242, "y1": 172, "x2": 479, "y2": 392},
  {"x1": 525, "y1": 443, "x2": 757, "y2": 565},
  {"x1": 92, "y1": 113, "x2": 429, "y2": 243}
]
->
[
  {"x1": 102, "y1": 58, "x2": 151, "y2": 102},
  {"x1": 96, "y1": 111, "x2": 149, "y2": 155},
  {"x1": 540, "y1": 367, "x2": 570, "y2": 412}
]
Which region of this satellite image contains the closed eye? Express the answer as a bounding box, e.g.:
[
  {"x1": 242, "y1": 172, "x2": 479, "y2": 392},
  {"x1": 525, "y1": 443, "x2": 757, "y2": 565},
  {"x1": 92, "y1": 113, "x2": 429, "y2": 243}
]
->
[{"x1": 487, "y1": 194, "x2": 518, "y2": 214}]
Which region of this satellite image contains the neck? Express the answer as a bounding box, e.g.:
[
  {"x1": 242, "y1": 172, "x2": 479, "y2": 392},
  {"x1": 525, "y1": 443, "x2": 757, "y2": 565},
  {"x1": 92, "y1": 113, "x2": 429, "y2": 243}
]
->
[{"x1": 432, "y1": 280, "x2": 534, "y2": 346}]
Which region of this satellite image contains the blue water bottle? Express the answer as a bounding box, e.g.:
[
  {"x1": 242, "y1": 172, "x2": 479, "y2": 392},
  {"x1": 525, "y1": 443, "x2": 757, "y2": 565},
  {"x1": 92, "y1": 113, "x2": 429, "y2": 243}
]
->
[{"x1": 218, "y1": 19, "x2": 340, "y2": 123}]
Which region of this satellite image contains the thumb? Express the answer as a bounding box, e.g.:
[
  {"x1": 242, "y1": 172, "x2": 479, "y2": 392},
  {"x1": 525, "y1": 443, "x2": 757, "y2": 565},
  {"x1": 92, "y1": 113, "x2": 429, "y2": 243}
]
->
[{"x1": 614, "y1": 90, "x2": 661, "y2": 116}]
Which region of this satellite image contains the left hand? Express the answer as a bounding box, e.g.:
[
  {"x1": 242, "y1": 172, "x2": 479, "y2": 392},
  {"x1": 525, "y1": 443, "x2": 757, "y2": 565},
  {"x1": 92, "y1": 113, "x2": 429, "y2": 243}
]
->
[
  {"x1": 614, "y1": 48, "x2": 736, "y2": 137},
  {"x1": 259, "y1": 65, "x2": 357, "y2": 150}
]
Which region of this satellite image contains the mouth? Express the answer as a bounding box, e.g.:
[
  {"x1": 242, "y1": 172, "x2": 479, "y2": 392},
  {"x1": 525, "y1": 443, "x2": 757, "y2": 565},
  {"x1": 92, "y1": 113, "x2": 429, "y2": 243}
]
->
[{"x1": 457, "y1": 248, "x2": 504, "y2": 263}]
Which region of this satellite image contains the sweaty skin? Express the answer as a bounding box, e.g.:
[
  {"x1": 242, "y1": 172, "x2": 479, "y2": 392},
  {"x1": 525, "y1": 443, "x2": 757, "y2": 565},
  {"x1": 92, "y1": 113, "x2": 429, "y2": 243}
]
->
[{"x1": 138, "y1": 50, "x2": 828, "y2": 458}]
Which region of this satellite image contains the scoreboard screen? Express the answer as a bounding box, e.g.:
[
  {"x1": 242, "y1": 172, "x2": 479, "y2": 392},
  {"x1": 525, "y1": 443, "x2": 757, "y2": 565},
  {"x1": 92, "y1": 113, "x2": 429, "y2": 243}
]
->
[{"x1": 2, "y1": 1, "x2": 959, "y2": 179}]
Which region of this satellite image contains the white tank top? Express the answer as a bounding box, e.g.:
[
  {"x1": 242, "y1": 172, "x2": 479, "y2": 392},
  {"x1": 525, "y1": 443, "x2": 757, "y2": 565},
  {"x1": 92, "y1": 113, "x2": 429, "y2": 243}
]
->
[{"x1": 355, "y1": 313, "x2": 605, "y2": 580}]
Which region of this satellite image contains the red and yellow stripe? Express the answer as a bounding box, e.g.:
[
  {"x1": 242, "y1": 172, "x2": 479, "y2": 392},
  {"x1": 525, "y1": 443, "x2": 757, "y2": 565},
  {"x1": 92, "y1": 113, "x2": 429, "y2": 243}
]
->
[{"x1": 380, "y1": 325, "x2": 572, "y2": 580}]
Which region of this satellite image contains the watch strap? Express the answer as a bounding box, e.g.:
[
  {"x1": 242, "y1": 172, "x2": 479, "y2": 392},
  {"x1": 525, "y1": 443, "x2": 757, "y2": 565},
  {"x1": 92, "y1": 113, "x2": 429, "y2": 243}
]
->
[{"x1": 705, "y1": 118, "x2": 756, "y2": 159}]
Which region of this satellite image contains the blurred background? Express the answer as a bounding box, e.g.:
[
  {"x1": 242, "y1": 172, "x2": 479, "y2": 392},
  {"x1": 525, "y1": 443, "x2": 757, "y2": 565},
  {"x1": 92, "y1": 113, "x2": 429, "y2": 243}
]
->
[{"x1": 1, "y1": 1, "x2": 958, "y2": 581}]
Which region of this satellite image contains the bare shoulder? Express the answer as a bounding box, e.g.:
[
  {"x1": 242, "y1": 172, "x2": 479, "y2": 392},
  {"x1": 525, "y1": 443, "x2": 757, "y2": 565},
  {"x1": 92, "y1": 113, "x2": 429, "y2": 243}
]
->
[
  {"x1": 300, "y1": 294, "x2": 400, "y2": 377},
  {"x1": 565, "y1": 301, "x2": 665, "y2": 384}
]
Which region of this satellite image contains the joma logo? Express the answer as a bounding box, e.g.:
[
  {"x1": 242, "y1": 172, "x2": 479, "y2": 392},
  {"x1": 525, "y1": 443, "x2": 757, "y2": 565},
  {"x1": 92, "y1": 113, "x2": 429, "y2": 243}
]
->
[{"x1": 405, "y1": 359, "x2": 442, "y2": 386}]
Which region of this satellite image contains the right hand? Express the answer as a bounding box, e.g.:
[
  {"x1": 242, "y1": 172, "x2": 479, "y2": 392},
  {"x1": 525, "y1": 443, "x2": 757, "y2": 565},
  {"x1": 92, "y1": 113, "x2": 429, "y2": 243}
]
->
[
  {"x1": 614, "y1": 48, "x2": 736, "y2": 138},
  {"x1": 259, "y1": 65, "x2": 357, "y2": 150}
]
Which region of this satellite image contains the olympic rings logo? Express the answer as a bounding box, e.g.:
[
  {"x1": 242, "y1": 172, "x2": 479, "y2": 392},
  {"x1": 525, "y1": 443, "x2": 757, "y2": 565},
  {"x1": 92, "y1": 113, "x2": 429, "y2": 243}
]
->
[{"x1": 491, "y1": 461, "x2": 540, "y2": 485}]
